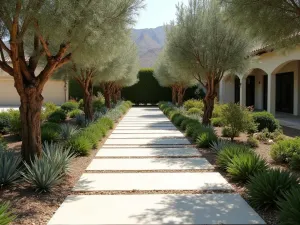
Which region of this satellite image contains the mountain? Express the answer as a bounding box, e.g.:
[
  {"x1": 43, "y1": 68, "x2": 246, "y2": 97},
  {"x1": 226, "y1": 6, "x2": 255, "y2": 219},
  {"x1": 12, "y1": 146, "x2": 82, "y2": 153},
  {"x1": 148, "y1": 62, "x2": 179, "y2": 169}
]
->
[{"x1": 132, "y1": 26, "x2": 166, "y2": 68}]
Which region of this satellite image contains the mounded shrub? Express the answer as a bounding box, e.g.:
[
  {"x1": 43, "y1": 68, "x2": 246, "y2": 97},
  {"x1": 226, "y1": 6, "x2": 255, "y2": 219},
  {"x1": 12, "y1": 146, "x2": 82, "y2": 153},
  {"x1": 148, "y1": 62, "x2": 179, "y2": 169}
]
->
[
  {"x1": 216, "y1": 144, "x2": 252, "y2": 170},
  {"x1": 0, "y1": 112, "x2": 11, "y2": 133},
  {"x1": 68, "y1": 109, "x2": 82, "y2": 118},
  {"x1": 67, "y1": 135, "x2": 93, "y2": 156},
  {"x1": 78, "y1": 99, "x2": 84, "y2": 110},
  {"x1": 59, "y1": 124, "x2": 80, "y2": 140},
  {"x1": 227, "y1": 153, "x2": 268, "y2": 182},
  {"x1": 7, "y1": 110, "x2": 21, "y2": 135},
  {"x1": 0, "y1": 149, "x2": 22, "y2": 187},
  {"x1": 41, "y1": 102, "x2": 57, "y2": 121},
  {"x1": 0, "y1": 202, "x2": 16, "y2": 225},
  {"x1": 172, "y1": 114, "x2": 186, "y2": 127},
  {"x1": 270, "y1": 138, "x2": 300, "y2": 165},
  {"x1": 61, "y1": 101, "x2": 79, "y2": 113},
  {"x1": 247, "y1": 136, "x2": 259, "y2": 148},
  {"x1": 180, "y1": 118, "x2": 198, "y2": 131},
  {"x1": 183, "y1": 99, "x2": 203, "y2": 110},
  {"x1": 187, "y1": 107, "x2": 202, "y2": 116},
  {"x1": 252, "y1": 111, "x2": 280, "y2": 132},
  {"x1": 41, "y1": 122, "x2": 61, "y2": 143},
  {"x1": 277, "y1": 187, "x2": 300, "y2": 225},
  {"x1": 222, "y1": 127, "x2": 239, "y2": 138},
  {"x1": 48, "y1": 109, "x2": 67, "y2": 123},
  {"x1": 211, "y1": 117, "x2": 224, "y2": 127},
  {"x1": 196, "y1": 127, "x2": 218, "y2": 148},
  {"x1": 247, "y1": 169, "x2": 299, "y2": 210},
  {"x1": 92, "y1": 99, "x2": 105, "y2": 112}
]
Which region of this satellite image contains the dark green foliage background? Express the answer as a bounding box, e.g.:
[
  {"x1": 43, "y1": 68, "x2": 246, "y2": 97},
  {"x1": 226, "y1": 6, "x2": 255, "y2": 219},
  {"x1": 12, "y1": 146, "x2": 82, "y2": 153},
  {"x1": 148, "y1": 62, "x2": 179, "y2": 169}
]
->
[
  {"x1": 69, "y1": 69, "x2": 198, "y2": 103},
  {"x1": 122, "y1": 69, "x2": 197, "y2": 104}
]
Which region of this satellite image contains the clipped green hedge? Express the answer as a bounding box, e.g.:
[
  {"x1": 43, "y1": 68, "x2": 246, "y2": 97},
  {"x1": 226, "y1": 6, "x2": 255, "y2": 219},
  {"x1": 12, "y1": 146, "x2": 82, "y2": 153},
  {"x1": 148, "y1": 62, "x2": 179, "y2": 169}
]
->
[
  {"x1": 67, "y1": 101, "x2": 131, "y2": 155},
  {"x1": 252, "y1": 111, "x2": 280, "y2": 132},
  {"x1": 122, "y1": 69, "x2": 197, "y2": 104}
]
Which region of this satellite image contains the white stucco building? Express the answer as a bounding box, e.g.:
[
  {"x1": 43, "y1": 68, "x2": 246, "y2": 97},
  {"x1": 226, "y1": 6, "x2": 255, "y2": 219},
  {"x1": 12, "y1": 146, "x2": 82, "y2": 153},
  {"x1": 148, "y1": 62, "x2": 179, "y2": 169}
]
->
[{"x1": 219, "y1": 46, "x2": 300, "y2": 120}]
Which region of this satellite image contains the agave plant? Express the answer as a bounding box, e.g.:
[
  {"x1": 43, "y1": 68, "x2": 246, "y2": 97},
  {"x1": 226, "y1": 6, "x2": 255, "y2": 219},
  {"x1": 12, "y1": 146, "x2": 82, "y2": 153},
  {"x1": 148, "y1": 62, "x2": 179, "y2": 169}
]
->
[
  {"x1": 43, "y1": 142, "x2": 76, "y2": 175},
  {"x1": 0, "y1": 150, "x2": 22, "y2": 187},
  {"x1": 59, "y1": 124, "x2": 80, "y2": 140},
  {"x1": 0, "y1": 202, "x2": 16, "y2": 225},
  {"x1": 22, "y1": 147, "x2": 71, "y2": 193},
  {"x1": 210, "y1": 139, "x2": 233, "y2": 153}
]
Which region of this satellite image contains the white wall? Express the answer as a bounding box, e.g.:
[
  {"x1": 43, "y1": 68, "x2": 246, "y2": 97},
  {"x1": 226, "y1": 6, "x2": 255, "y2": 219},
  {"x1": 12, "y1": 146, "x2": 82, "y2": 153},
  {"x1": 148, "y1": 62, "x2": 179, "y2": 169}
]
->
[{"x1": 219, "y1": 75, "x2": 235, "y2": 104}]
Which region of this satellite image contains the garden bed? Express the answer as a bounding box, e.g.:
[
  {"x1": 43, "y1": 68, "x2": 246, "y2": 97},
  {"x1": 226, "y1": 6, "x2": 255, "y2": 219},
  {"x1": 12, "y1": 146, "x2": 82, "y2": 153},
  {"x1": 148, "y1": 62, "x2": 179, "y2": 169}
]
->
[
  {"x1": 159, "y1": 101, "x2": 300, "y2": 225},
  {"x1": 0, "y1": 100, "x2": 132, "y2": 225}
]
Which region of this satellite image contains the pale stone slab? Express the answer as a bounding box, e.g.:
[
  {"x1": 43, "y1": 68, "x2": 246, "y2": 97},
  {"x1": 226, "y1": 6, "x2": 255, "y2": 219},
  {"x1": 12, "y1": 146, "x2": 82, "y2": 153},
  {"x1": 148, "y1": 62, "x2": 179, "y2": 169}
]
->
[
  {"x1": 86, "y1": 158, "x2": 213, "y2": 171},
  {"x1": 115, "y1": 127, "x2": 177, "y2": 130},
  {"x1": 48, "y1": 194, "x2": 266, "y2": 225},
  {"x1": 112, "y1": 130, "x2": 182, "y2": 134},
  {"x1": 117, "y1": 124, "x2": 175, "y2": 127},
  {"x1": 96, "y1": 147, "x2": 200, "y2": 157},
  {"x1": 104, "y1": 138, "x2": 190, "y2": 145},
  {"x1": 109, "y1": 133, "x2": 185, "y2": 138},
  {"x1": 119, "y1": 120, "x2": 171, "y2": 123},
  {"x1": 73, "y1": 172, "x2": 232, "y2": 191}
]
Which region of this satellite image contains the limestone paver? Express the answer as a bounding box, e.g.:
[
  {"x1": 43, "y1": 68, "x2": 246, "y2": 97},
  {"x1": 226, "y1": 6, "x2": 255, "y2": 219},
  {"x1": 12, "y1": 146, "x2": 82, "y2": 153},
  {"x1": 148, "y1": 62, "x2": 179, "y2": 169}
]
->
[
  {"x1": 112, "y1": 130, "x2": 183, "y2": 134},
  {"x1": 104, "y1": 138, "x2": 190, "y2": 145},
  {"x1": 96, "y1": 147, "x2": 201, "y2": 157},
  {"x1": 86, "y1": 158, "x2": 214, "y2": 171},
  {"x1": 109, "y1": 133, "x2": 185, "y2": 138},
  {"x1": 115, "y1": 126, "x2": 177, "y2": 130},
  {"x1": 48, "y1": 194, "x2": 265, "y2": 225},
  {"x1": 117, "y1": 124, "x2": 175, "y2": 127},
  {"x1": 73, "y1": 172, "x2": 233, "y2": 191}
]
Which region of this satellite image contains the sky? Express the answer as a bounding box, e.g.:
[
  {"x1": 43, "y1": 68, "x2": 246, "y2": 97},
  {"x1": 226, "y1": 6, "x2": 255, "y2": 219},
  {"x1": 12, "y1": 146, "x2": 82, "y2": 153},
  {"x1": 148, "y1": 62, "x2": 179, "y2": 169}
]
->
[{"x1": 135, "y1": 0, "x2": 190, "y2": 29}]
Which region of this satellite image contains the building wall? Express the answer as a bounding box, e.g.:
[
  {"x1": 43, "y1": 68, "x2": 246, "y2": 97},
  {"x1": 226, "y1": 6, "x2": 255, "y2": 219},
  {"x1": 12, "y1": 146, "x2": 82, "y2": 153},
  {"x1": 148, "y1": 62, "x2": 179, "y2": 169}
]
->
[{"x1": 0, "y1": 69, "x2": 67, "y2": 106}]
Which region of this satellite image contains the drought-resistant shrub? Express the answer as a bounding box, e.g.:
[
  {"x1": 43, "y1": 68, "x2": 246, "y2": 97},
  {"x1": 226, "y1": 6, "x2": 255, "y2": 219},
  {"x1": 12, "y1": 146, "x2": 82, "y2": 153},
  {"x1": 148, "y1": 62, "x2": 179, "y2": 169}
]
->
[
  {"x1": 75, "y1": 114, "x2": 88, "y2": 127},
  {"x1": 187, "y1": 107, "x2": 202, "y2": 116},
  {"x1": 270, "y1": 138, "x2": 300, "y2": 165},
  {"x1": 247, "y1": 169, "x2": 299, "y2": 210},
  {"x1": 290, "y1": 154, "x2": 300, "y2": 171},
  {"x1": 68, "y1": 109, "x2": 82, "y2": 118},
  {"x1": 212, "y1": 103, "x2": 224, "y2": 118},
  {"x1": 41, "y1": 102, "x2": 57, "y2": 121},
  {"x1": 247, "y1": 136, "x2": 259, "y2": 148},
  {"x1": 196, "y1": 127, "x2": 218, "y2": 148},
  {"x1": 7, "y1": 110, "x2": 21, "y2": 135},
  {"x1": 43, "y1": 142, "x2": 75, "y2": 175},
  {"x1": 59, "y1": 124, "x2": 80, "y2": 140},
  {"x1": 277, "y1": 187, "x2": 300, "y2": 225},
  {"x1": 180, "y1": 118, "x2": 198, "y2": 131},
  {"x1": 78, "y1": 99, "x2": 84, "y2": 110},
  {"x1": 41, "y1": 123, "x2": 61, "y2": 143},
  {"x1": 210, "y1": 139, "x2": 233, "y2": 153},
  {"x1": 22, "y1": 153, "x2": 65, "y2": 193},
  {"x1": 48, "y1": 109, "x2": 67, "y2": 123},
  {"x1": 216, "y1": 144, "x2": 252, "y2": 170},
  {"x1": 0, "y1": 112, "x2": 11, "y2": 134},
  {"x1": 92, "y1": 99, "x2": 105, "y2": 112},
  {"x1": 61, "y1": 101, "x2": 79, "y2": 113},
  {"x1": 211, "y1": 117, "x2": 224, "y2": 127},
  {"x1": 252, "y1": 111, "x2": 280, "y2": 132},
  {"x1": 172, "y1": 114, "x2": 186, "y2": 127},
  {"x1": 222, "y1": 127, "x2": 239, "y2": 138},
  {"x1": 0, "y1": 150, "x2": 22, "y2": 187},
  {"x1": 227, "y1": 153, "x2": 268, "y2": 182},
  {"x1": 0, "y1": 202, "x2": 16, "y2": 225},
  {"x1": 183, "y1": 99, "x2": 204, "y2": 111},
  {"x1": 67, "y1": 134, "x2": 93, "y2": 156},
  {"x1": 220, "y1": 103, "x2": 256, "y2": 141}
]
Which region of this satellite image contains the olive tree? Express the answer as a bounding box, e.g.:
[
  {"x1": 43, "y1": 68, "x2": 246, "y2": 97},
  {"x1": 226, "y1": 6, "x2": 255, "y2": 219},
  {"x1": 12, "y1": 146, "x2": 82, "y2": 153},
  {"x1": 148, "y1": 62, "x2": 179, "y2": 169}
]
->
[
  {"x1": 154, "y1": 52, "x2": 196, "y2": 105},
  {"x1": 0, "y1": 0, "x2": 144, "y2": 162},
  {"x1": 222, "y1": 0, "x2": 300, "y2": 47},
  {"x1": 164, "y1": 0, "x2": 249, "y2": 124},
  {"x1": 97, "y1": 39, "x2": 139, "y2": 108}
]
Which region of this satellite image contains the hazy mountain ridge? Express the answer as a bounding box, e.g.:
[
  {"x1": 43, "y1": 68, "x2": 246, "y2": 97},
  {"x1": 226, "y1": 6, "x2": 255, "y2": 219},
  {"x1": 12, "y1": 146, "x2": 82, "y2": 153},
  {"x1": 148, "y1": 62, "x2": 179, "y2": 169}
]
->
[{"x1": 132, "y1": 26, "x2": 166, "y2": 68}]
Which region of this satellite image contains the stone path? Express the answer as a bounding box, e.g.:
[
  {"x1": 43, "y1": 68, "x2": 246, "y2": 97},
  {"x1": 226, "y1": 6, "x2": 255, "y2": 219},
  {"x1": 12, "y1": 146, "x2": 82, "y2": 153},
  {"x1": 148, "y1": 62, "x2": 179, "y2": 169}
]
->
[{"x1": 48, "y1": 107, "x2": 266, "y2": 225}]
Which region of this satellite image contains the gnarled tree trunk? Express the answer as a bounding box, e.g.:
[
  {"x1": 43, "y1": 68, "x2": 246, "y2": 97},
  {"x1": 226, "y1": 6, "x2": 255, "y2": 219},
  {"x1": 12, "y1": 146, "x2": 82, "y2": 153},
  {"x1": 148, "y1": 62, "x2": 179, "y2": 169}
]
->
[
  {"x1": 171, "y1": 86, "x2": 177, "y2": 104},
  {"x1": 20, "y1": 88, "x2": 43, "y2": 162},
  {"x1": 83, "y1": 82, "x2": 93, "y2": 121},
  {"x1": 202, "y1": 78, "x2": 218, "y2": 125},
  {"x1": 177, "y1": 85, "x2": 186, "y2": 106},
  {"x1": 101, "y1": 82, "x2": 113, "y2": 109}
]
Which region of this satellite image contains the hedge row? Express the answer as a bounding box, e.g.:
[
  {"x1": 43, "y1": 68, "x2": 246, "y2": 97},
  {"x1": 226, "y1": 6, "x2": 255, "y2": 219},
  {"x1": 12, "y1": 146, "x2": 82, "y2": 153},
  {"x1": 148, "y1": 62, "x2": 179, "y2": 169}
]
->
[{"x1": 66, "y1": 101, "x2": 132, "y2": 155}]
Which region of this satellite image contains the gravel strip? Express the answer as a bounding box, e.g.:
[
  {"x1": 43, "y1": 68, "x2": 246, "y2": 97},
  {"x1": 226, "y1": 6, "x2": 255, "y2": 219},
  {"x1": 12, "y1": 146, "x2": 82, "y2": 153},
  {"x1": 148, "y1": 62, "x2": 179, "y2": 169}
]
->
[
  {"x1": 72, "y1": 189, "x2": 235, "y2": 195},
  {"x1": 85, "y1": 169, "x2": 215, "y2": 173},
  {"x1": 94, "y1": 156, "x2": 203, "y2": 159}
]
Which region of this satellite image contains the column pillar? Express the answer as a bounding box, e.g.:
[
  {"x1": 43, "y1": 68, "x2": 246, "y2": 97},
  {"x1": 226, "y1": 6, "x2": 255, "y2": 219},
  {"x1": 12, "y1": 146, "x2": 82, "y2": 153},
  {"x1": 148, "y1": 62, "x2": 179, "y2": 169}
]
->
[
  {"x1": 219, "y1": 78, "x2": 225, "y2": 104},
  {"x1": 267, "y1": 73, "x2": 276, "y2": 115},
  {"x1": 240, "y1": 77, "x2": 246, "y2": 107}
]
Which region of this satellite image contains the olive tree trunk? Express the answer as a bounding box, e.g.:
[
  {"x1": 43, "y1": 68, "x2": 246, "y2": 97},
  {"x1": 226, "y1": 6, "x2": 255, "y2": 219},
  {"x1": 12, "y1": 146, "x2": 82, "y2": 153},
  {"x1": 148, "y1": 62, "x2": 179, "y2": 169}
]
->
[{"x1": 20, "y1": 88, "x2": 43, "y2": 162}]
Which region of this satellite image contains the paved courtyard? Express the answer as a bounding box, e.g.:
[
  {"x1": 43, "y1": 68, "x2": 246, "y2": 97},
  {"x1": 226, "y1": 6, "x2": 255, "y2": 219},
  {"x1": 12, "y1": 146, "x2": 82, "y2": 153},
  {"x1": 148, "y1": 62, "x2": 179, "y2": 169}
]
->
[{"x1": 48, "y1": 107, "x2": 265, "y2": 225}]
